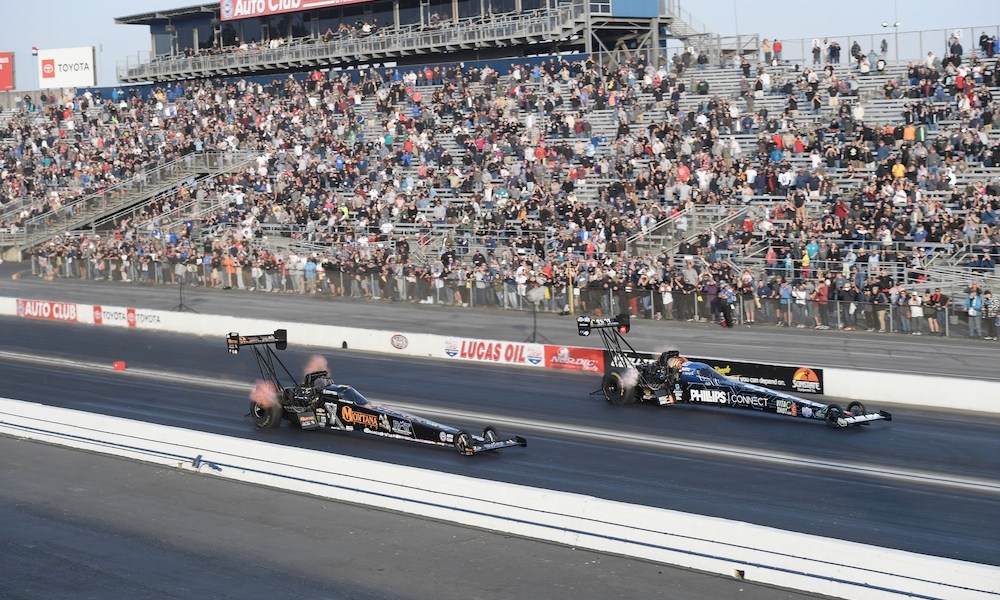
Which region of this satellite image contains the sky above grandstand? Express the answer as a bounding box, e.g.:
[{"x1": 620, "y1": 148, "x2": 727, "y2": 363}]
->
[{"x1": 0, "y1": 0, "x2": 993, "y2": 90}]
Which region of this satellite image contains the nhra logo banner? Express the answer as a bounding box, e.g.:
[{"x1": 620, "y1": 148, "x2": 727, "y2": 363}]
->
[
  {"x1": 443, "y1": 338, "x2": 544, "y2": 367},
  {"x1": 544, "y1": 345, "x2": 604, "y2": 373},
  {"x1": 16, "y1": 299, "x2": 78, "y2": 322}
]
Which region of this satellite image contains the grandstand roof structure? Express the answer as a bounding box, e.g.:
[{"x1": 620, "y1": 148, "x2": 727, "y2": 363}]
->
[{"x1": 114, "y1": 0, "x2": 756, "y2": 83}]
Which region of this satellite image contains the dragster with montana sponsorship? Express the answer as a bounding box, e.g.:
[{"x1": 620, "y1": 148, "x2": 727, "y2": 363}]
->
[
  {"x1": 577, "y1": 314, "x2": 892, "y2": 428},
  {"x1": 227, "y1": 330, "x2": 527, "y2": 456}
]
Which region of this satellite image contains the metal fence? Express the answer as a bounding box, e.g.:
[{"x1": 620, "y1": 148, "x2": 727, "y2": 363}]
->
[
  {"x1": 761, "y1": 24, "x2": 1000, "y2": 66},
  {"x1": 28, "y1": 254, "x2": 997, "y2": 340}
]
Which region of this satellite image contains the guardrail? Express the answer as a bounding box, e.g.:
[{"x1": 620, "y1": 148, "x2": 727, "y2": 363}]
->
[
  {"x1": 2, "y1": 295, "x2": 999, "y2": 411},
  {"x1": 0, "y1": 298, "x2": 999, "y2": 600},
  {"x1": 2, "y1": 397, "x2": 995, "y2": 600}
]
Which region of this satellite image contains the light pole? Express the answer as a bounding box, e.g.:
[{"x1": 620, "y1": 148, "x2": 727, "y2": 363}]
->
[{"x1": 881, "y1": 0, "x2": 899, "y2": 60}]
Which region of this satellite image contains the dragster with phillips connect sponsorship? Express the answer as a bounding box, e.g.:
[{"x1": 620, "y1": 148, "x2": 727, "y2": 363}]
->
[
  {"x1": 578, "y1": 314, "x2": 892, "y2": 428},
  {"x1": 228, "y1": 330, "x2": 527, "y2": 455}
]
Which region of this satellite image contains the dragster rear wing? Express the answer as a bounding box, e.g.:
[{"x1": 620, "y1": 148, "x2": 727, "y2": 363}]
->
[
  {"x1": 577, "y1": 313, "x2": 631, "y2": 336},
  {"x1": 227, "y1": 329, "x2": 288, "y2": 355}
]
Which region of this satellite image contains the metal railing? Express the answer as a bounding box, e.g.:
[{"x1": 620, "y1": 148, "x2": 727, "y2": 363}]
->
[
  {"x1": 28, "y1": 252, "x2": 999, "y2": 340},
  {"x1": 0, "y1": 151, "x2": 253, "y2": 249},
  {"x1": 765, "y1": 24, "x2": 1000, "y2": 66},
  {"x1": 116, "y1": 3, "x2": 586, "y2": 82}
]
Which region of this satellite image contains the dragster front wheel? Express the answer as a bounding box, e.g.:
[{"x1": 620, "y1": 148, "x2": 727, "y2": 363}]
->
[
  {"x1": 482, "y1": 426, "x2": 502, "y2": 453},
  {"x1": 454, "y1": 431, "x2": 474, "y2": 456},
  {"x1": 846, "y1": 401, "x2": 866, "y2": 416},
  {"x1": 825, "y1": 404, "x2": 844, "y2": 428}
]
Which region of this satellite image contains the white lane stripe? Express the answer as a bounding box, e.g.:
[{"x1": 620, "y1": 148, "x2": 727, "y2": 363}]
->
[{"x1": 2, "y1": 350, "x2": 998, "y2": 495}]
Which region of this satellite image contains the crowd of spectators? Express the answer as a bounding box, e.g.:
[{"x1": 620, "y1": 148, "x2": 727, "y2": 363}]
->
[{"x1": 6, "y1": 35, "x2": 1000, "y2": 339}]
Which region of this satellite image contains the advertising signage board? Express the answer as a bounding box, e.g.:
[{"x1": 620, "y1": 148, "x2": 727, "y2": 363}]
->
[
  {"x1": 0, "y1": 52, "x2": 14, "y2": 91},
  {"x1": 36, "y1": 47, "x2": 96, "y2": 88},
  {"x1": 220, "y1": 0, "x2": 373, "y2": 21}
]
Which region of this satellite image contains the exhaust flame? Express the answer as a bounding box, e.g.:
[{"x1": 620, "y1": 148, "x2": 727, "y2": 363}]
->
[
  {"x1": 250, "y1": 380, "x2": 278, "y2": 408},
  {"x1": 302, "y1": 354, "x2": 329, "y2": 378}
]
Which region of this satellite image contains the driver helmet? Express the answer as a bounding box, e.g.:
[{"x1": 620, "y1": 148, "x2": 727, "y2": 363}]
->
[{"x1": 658, "y1": 350, "x2": 680, "y2": 365}]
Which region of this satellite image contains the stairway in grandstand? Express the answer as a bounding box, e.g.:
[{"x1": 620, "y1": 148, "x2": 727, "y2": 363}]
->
[{"x1": 0, "y1": 150, "x2": 255, "y2": 255}]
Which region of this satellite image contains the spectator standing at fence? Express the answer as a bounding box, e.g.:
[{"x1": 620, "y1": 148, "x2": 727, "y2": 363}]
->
[
  {"x1": 718, "y1": 283, "x2": 736, "y2": 327},
  {"x1": 908, "y1": 289, "x2": 925, "y2": 335},
  {"x1": 964, "y1": 290, "x2": 984, "y2": 338},
  {"x1": 931, "y1": 288, "x2": 950, "y2": 334},
  {"x1": 980, "y1": 290, "x2": 999, "y2": 340},
  {"x1": 813, "y1": 278, "x2": 831, "y2": 329},
  {"x1": 872, "y1": 285, "x2": 889, "y2": 332}
]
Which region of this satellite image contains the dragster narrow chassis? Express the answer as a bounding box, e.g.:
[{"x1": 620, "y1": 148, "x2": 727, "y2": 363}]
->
[
  {"x1": 228, "y1": 330, "x2": 527, "y2": 455},
  {"x1": 577, "y1": 314, "x2": 892, "y2": 428}
]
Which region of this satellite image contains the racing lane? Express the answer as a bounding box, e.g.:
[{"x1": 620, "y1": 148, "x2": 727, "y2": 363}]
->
[{"x1": 2, "y1": 317, "x2": 998, "y2": 567}]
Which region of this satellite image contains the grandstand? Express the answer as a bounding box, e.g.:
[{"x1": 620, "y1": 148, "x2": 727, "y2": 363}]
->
[{"x1": 2, "y1": 1, "x2": 999, "y2": 338}]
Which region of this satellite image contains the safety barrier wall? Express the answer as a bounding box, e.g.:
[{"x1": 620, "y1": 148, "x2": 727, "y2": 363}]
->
[
  {"x1": 1, "y1": 295, "x2": 998, "y2": 413},
  {"x1": 1, "y1": 397, "x2": 996, "y2": 600}
]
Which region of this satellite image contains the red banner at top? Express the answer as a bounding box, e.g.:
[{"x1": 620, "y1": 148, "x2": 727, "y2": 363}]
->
[
  {"x1": 220, "y1": 0, "x2": 373, "y2": 21},
  {"x1": 0, "y1": 52, "x2": 14, "y2": 91}
]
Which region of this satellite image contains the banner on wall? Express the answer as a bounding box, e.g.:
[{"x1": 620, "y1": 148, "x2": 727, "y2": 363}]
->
[
  {"x1": 15, "y1": 299, "x2": 78, "y2": 322},
  {"x1": 92, "y1": 305, "x2": 164, "y2": 329},
  {"x1": 543, "y1": 345, "x2": 604, "y2": 373},
  {"x1": 220, "y1": 0, "x2": 373, "y2": 21},
  {"x1": 442, "y1": 338, "x2": 545, "y2": 367},
  {"x1": 36, "y1": 46, "x2": 96, "y2": 88},
  {"x1": 0, "y1": 52, "x2": 14, "y2": 91}
]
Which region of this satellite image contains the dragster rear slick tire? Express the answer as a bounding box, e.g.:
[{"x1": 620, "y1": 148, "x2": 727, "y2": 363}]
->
[
  {"x1": 602, "y1": 369, "x2": 636, "y2": 406},
  {"x1": 251, "y1": 401, "x2": 282, "y2": 429}
]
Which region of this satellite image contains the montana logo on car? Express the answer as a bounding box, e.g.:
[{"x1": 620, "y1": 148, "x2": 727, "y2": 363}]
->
[
  {"x1": 341, "y1": 405, "x2": 380, "y2": 429},
  {"x1": 390, "y1": 334, "x2": 409, "y2": 350}
]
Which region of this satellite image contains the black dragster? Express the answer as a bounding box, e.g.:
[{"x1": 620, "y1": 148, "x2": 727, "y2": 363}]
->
[
  {"x1": 228, "y1": 330, "x2": 527, "y2": 455},
  {"x1": 578, "y1": 314, "x2": 891, "y2": 428}
]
